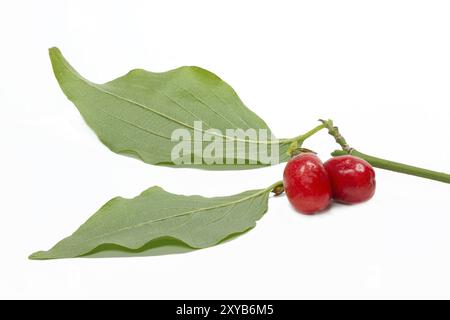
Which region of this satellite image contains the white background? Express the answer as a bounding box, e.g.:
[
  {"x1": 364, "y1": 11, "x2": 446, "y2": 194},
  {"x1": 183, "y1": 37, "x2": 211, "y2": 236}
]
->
[{"x1": 1, "y1": 0, "x2": 449, "y2": 299}]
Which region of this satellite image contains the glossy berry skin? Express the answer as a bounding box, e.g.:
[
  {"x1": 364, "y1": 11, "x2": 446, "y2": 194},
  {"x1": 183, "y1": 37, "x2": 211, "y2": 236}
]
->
[
  {"x1": 324, "y1": 155, "x2": 376, "y2": 204},
  {"x1": 283, "y1": 153, "x2": 332, "y2": 214}
]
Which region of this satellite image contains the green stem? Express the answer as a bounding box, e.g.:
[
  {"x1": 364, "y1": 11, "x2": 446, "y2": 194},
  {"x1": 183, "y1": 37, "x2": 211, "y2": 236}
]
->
[
  {"x1": 298, "y1": 123, "x2": 326, "y2": 142},
  {"x1": 319, "y1": 119, "x2": 351, "y2": 152},
  {"x1": 332, "y1": 149, "x2": 450, "y2": 184},
  {"x1": 268, "y1": 180, "x2": 284, "y2": 196},
  {"x1": 287, "y1": 124, "x2": 326, "y2": 157}
]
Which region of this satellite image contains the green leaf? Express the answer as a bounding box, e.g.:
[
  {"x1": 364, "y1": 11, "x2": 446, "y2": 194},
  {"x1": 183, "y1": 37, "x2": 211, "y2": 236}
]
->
[
  {"x1": 29, "y1": 186, "x2": 273, "y2": 260},
  {"x1": 49, "y1": 47, "x2": 293, "y2": 169}
]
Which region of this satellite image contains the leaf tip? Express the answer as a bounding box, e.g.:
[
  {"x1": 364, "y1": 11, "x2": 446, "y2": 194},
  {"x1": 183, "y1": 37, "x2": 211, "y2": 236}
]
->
[
  {"x1": 28, "y1": 251, "x2": 46, "y2": 260},
  {"x1": 48, "y1": 46, "x2": 62, "y2": 60}
]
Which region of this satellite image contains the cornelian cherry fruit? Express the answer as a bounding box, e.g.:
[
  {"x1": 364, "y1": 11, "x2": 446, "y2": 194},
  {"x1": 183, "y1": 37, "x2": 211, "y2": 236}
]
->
[
  {"x1": 324, "y1": 155, "x2": 376, "y2": 204},
  {"x1": 283, "y1": 153, "x2": 332, "y2": 214}
]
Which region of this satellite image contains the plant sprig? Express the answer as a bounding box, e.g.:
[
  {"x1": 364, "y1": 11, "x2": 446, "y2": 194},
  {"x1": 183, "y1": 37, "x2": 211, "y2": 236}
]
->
[{"x1": 31, "y1": 48, "x2": 449, "y2": 260}]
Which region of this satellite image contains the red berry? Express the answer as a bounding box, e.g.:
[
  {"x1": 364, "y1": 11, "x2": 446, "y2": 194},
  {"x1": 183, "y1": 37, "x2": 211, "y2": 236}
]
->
[
  {"x1": 283, "y1": 153, "x2": 332, "y2": 214},
  {"x1": 324, "y1": 155, "x2": 376, "y2": 204}
]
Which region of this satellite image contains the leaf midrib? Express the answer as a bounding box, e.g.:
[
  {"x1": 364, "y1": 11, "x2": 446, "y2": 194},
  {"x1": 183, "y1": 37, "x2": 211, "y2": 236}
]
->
[
  {"x1": 69, "y1": 188, "x2": 269, "y2": 246},
  {"x1": 57, "y1": 54, "x2": 291, "y2": 145}
]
